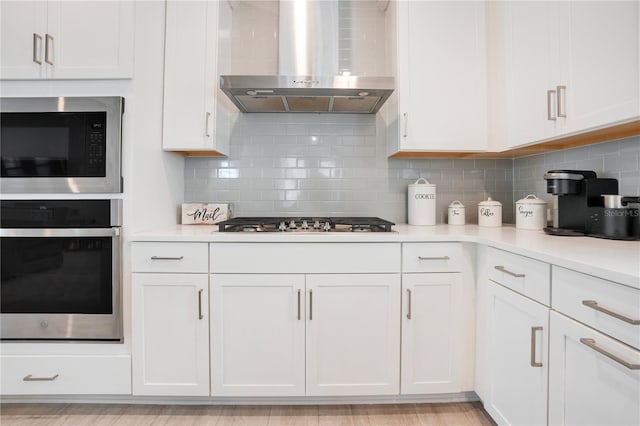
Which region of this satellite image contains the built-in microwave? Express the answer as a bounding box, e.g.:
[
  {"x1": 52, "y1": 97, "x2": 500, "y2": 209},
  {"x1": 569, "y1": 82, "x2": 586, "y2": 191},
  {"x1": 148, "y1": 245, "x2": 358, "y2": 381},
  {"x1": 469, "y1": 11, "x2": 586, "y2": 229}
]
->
[{"x1": 0, "y1": 97, "x2": 124, "y2": 194}]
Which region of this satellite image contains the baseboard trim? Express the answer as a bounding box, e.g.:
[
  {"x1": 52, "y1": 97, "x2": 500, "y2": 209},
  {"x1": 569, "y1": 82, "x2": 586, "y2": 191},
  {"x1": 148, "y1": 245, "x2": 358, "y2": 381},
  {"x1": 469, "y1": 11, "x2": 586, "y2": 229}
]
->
[{"x1": 1, "y1": 391, "x2": 480, "y2": 406}]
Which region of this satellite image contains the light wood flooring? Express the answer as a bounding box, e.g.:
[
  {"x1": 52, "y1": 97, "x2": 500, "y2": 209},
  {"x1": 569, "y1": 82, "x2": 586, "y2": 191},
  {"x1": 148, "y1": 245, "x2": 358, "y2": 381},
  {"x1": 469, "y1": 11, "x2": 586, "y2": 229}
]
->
[{"x1": 1, "y1": 402, "x2": 495, "y2": 426}]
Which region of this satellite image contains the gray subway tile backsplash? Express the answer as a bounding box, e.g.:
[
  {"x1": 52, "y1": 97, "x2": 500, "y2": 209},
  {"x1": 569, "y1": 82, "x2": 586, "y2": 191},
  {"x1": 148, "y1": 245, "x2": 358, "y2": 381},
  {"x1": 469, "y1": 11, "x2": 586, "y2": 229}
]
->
[
  {"x1": 513, "y1": 136, "x2": 640, "y2": 204},
  {"x1": 184, "y1": 112, "x2": 639, "y2": 224}
]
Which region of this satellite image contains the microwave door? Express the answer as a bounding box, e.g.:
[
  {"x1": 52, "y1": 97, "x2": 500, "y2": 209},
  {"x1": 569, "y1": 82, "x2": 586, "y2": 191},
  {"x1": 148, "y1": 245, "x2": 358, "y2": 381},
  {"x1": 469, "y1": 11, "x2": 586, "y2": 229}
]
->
[{"x1": 1, "y1": 112, "x2": 91, "y2": 178}]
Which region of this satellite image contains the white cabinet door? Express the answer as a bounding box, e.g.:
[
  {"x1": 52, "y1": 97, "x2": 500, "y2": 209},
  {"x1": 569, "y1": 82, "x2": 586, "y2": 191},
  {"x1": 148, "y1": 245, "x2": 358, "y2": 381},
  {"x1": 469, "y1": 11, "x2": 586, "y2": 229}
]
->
[
  {"x1": 132, "y1": 273, "x2": 210, "y2": 396},
  {"x1": 394, "y1": 0, "x2": 487, "y2": 153},
  {"x1": 559, "y1": 1, "x2": 640, "y2": 134},
  {"x1": 549, "y1": 312, "x2": 640, "y2": 426},
  {"x1": 484, "y1": 281, "x2": 549, "y2": 426},
  {"x1": 305, "y1": 274, "x2": 400, "y2": 396},
  {"x1": 496, "y1": 1, "x2": 639, "y2": 149},
  {"x1": 401, "y1": 273, "x2": 462, "y2": 394},
  {"x1": 501, "y1": 1, "x2": 561, "y2": 148},
  {"x1": 45, "y1": 1, "x2": 134, "y2": 79},
  {"x1": 0, "y1": 1, "x2": 46, "y2": 79},
  {"x1": 210, "y1": 274, "x2": 305, "y2": 397},
  {"x1": 163, "y1": 0, "x2": 228, "y2": 154},
  {"x1": 0, "y1": 0, "x2": 133, "y2": 80}
]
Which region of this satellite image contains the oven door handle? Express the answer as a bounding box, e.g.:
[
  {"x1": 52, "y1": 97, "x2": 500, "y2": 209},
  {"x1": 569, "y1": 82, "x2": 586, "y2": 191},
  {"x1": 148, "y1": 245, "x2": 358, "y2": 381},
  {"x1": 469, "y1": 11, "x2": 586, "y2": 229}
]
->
[{"x1": 0, "y1": 228, "x2": 120, "y2": 238}]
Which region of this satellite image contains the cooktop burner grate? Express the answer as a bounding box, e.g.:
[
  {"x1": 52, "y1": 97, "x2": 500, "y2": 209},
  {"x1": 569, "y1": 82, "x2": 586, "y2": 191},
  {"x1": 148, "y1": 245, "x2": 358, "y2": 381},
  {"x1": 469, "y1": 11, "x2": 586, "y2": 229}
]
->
[{"x1": 217, "y1": 217, "x2": 395, "y2": 232}]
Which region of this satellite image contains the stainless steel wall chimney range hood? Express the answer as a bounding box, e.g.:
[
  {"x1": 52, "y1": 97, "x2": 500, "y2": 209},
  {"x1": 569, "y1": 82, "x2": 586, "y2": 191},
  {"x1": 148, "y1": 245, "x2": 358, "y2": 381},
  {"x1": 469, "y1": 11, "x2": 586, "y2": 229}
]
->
[{"x1": 220, "y1": 0, "x2": 394, "y2": 114}]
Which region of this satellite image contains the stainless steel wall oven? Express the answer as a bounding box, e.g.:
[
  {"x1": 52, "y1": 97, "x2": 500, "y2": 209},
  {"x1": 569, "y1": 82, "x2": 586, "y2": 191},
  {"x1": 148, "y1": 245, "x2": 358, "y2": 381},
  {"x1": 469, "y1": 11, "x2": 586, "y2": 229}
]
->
[
  {"x1": 0, "y1": 97, "x2": 124, "y2": 194},
  {"x1": 0, "y1": 199, "x2": 122, "y2": 341}
]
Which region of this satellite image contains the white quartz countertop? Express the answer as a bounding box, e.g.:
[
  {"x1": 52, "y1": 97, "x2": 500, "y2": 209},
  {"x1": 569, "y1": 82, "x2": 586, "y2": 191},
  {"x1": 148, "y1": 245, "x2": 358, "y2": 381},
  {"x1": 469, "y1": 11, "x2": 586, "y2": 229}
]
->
[{"x1": 131, "y1": 224, "x2": 640, "y2": 288}]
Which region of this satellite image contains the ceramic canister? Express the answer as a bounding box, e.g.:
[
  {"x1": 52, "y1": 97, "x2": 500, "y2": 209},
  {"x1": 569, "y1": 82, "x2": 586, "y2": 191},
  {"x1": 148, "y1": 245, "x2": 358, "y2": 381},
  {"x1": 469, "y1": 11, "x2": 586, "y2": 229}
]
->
[
  {"x1": 448, "y1": 200, "x2": 465, "y2": 225},
  {"x1": 478, "y1": 197, "x2": 502, "y2": 227},
  {"x1": 408, "y1": 178, "x2": 436, "y2": 225},
  {"x1": 515, "y1": 194, "x2": 547, "y2": 230}
]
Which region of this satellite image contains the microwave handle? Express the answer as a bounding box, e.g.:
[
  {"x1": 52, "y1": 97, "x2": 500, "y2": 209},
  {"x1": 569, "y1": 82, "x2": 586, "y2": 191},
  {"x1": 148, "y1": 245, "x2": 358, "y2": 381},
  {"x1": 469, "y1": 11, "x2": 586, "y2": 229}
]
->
[{"x1": 0, "y1": 228, "x2": 120, "y2": 238}]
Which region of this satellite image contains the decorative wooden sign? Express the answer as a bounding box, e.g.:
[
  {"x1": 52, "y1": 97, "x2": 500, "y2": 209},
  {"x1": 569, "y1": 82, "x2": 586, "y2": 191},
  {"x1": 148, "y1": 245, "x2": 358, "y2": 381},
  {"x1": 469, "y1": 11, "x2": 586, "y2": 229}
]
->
[{"x1": 181, "y1": 203, "x2": 231, "y2": 225}]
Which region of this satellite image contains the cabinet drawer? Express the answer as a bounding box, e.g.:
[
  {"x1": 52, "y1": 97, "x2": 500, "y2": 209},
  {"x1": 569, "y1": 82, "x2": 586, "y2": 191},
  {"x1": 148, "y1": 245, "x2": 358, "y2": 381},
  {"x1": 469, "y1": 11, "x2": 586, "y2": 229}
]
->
[
  {"x1": 131, "y1": 242, "x2": 208, "y2": 273},
  {"x1": 1, "y1": 355, "x2": 131, "y2": 395},
  {"x1": 552, "y1": 266, "x2": 640, "y2": 350},
  {"x1": 210, "y1": 243, "x2": 400, "y2": 273},
  {"x1": 402, "y1": 243, "x2": 462, "y2": 272},
  {"x1": 487, "y1": 247, "x2": 550, "y2": 305}
]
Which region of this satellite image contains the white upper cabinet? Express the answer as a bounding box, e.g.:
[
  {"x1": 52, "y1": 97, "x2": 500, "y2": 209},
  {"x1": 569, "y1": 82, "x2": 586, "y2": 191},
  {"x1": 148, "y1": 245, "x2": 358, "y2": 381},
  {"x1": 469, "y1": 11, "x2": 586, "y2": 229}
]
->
[
  {"x1": 0, "y1": 0, "x2": 134, "y2": 80},
  {"x1": 493, "y1": 0, "x2": 639, "y2": 149},
  {"x1": 559, "y1": 1, "x2": 640, "y2": 135},
  {"x1": 389, "y1": 0, "x2": 488, "y2": 154},
  {"x1": 497, "y1": 1, "x2": 561, "y2": 149},
  {"x1": 162, "y1": 0, "x2": 230, "y2": 155}
]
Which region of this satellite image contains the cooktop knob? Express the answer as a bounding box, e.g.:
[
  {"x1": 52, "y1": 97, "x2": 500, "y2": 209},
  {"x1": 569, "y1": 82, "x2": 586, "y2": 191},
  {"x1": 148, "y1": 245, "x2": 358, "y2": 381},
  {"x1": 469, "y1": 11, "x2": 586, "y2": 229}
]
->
[
  {"x1": 314, "y1": 220, "x2": 321, "y2": 230},
  {"x1": 289, "y1": 219, "x2": 297, "y2": 229},
  {"x1": 301, "y1": 220, "x2": 309, "y2": 230},
  {"x1": 323, "y1": 222, "x2": 331, "y2": 232},
  {"x1": 278, "y1": 221, "x2": 287, "y2": 231}
]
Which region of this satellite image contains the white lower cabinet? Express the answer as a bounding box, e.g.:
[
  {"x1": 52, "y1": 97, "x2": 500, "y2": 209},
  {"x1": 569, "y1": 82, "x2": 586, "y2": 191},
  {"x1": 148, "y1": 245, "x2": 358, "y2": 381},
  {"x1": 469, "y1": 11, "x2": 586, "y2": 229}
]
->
[
  {"x1": 210, "y1": 274, "x2": 306, "y2": 396},
  {"x1": 306, "y1": 274, "x2": 400, "y2": 396},
  {"x1": 209, "y1": 240, "x2": 402, "y2": 397},
  {"x1": 132, "y1": 273, "x2": 210, "y2": 396},
  {"x1": 210, "y1": 272, "x2": 400, "y2": 397},
  {"x1": 401, "y1": 273, "x2": 463, "y2": 394},
  {"x1": 1, "y1": 354, "x2": 131, "y2": 395},
  {"x1": 484, "y1": 281, "x2": 549, "y2": 426},
  {"x1": 549, "y1": 266, "x2": 640, "y2": 426},
  {"x1": 548, "y1": 312, "x2": 640, "y2": 426}
]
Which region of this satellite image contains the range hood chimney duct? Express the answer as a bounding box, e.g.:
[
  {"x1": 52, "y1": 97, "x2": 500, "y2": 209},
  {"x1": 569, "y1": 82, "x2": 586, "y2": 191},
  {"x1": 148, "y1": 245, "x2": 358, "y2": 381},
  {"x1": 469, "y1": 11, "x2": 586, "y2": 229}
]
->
[{"x1": 220, "y1": 0, "x2": 394, "y2": 114}]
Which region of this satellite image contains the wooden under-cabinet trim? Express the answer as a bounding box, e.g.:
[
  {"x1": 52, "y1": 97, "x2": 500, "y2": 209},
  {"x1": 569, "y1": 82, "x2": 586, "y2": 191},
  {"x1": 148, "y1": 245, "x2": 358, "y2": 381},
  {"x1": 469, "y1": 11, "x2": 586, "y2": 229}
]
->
[
  {"x1": 389, "y1": 119, "x2": 640, "y2": 159},
  {"x1": 167, "y1": 150, "x2": 226, "y2": 157}
]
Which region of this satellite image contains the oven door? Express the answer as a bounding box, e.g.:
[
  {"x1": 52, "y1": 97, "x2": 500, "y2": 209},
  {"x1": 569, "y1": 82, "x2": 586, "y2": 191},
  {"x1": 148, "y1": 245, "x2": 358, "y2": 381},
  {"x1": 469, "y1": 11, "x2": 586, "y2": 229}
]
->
[
  {"x1": 0, "y1": 228, "x2": 122, "y2": 341},
  {"x1": 0, "y1": 97, "x2": 123, "y2": 193}
]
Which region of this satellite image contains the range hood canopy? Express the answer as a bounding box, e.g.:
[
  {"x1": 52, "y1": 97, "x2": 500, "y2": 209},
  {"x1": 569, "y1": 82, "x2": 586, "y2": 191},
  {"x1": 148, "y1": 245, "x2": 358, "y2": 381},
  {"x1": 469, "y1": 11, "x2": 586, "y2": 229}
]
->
[
  {"x1": 220, "y1": 0, "x2": 394, "y2": 114},
  {"x1": 220, "y1": 75, "x2": 394, "y2": 113}
]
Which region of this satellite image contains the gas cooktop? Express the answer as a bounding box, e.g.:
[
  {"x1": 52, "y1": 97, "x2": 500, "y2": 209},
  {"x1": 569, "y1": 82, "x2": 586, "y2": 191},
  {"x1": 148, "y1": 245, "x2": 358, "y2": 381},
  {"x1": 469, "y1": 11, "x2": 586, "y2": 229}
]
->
[{"x1": 217, "y1": 217, "x2": 395, "y2": 233}]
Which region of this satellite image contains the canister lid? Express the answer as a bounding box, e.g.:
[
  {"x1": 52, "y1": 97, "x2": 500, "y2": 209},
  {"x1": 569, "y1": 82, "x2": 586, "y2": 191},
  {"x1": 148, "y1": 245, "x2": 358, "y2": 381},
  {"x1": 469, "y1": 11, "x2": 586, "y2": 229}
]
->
[
  {"x1": 409, "y1": 177, "x2": 435, "y2": 187},
  {"x1": 479, "y1": 197, "x2": 501, "y2": 206},
  {"x1": 448, "y1": 200, "x2": 465, "y2": 208},
  {"x1": 516, "y1": 194, "x2": 547, "y2": 205}
]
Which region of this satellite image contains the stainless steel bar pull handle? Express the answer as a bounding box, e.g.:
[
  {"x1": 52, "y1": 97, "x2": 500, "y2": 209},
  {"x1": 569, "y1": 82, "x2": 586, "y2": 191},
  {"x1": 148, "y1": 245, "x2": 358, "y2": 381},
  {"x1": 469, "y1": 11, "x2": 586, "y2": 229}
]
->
[
  {"x1": 547, "y1": 89, "x2": 557, "y2": 120},
  {"x1": 23, "y1": 374, "x2": 59, "y2": 381},
  {"x1": 557, "y1": 85, "x2": 566, "y2": 117},
  {"x1": 150, "y1": 256, "x2": 184, "y2": 261},
  {"x1": 582, "y1": 300, "x2": 640, "y2": 325},
  {"x1": 197, "y1": 289, "x2": 204, "y2": 320},
  {"x1": 580, "y1": 338, "x2": 640, "y2": 370},
  {"x1": 494, "y1": 265, "x2": 525, "y2": 278},
  {"x1": 297, "y1": 289, "x2": 301, "y2": 321},
  {"x1": 406, "y1": 289, "x2": 412, "y2": 320},
  {"x1": 530, "y1": 326, "x2": 543, "y2": 367},
  {"x1": 205, "y1": 112, "x2": 211, "y2": 138},
  {"x1": 45, "y1": 34, "x2": 54, "y2": 65},
  {"x1": 418, "y1": 256, "x2": 450, "y2": 261},
  {"x1": 33, "y1": 33, "x2": 43, "y2": 64},
  {"x1": 403, "y1": 112, "x2": 408, "y2": 138},
  {"x1": 309, "y1": 290, "x2": 313, "y2": 320}
]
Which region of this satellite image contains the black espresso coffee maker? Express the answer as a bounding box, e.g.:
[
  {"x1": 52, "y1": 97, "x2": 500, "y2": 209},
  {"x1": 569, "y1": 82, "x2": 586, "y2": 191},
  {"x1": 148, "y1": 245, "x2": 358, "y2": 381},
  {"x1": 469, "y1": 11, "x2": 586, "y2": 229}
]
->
[
  {"x1": 544, "y1": 170, "x2": 640, "y2": 240},
  {"x1": 543, "y1": 170, "x2": 617, "y2": 236}
]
